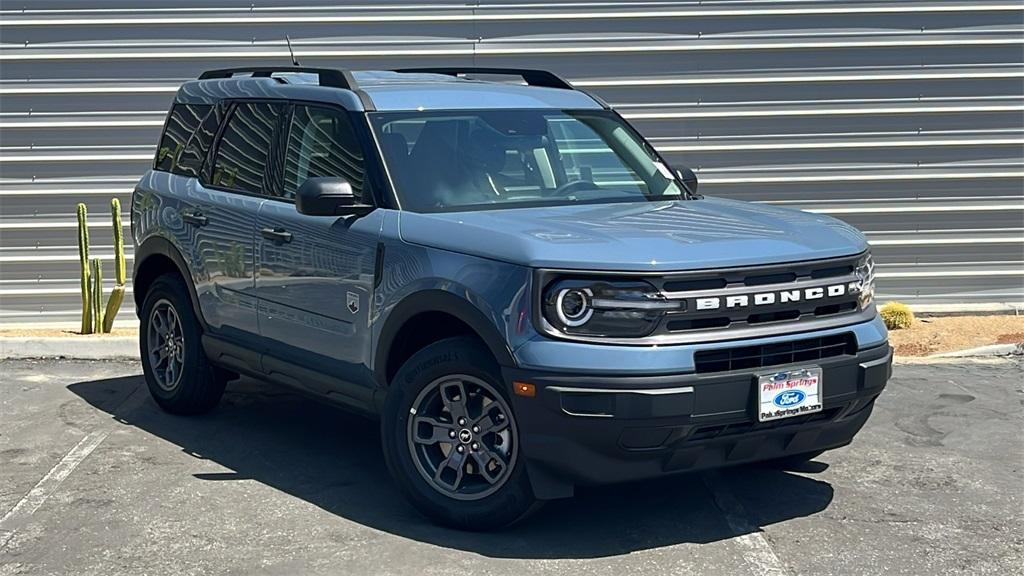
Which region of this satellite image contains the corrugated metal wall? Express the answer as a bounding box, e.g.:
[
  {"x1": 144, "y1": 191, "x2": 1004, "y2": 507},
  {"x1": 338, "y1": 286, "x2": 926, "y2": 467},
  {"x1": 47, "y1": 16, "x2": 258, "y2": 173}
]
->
[{"x1": 1, "y1": 0, "x2": 1022, "y2": 325}]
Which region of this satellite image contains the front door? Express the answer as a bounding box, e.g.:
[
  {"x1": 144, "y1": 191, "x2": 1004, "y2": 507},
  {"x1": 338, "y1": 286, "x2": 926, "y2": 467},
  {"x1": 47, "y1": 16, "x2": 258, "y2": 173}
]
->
[{"x1": 255, "y1": 104, "x2": 382, "y2": 393}]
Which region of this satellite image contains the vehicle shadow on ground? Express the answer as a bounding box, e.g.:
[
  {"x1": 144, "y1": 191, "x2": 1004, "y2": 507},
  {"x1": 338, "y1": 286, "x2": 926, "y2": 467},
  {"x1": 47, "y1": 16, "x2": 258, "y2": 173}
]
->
[{"x1": 69, "y1": 374, "x2": 834, "y2": 560}]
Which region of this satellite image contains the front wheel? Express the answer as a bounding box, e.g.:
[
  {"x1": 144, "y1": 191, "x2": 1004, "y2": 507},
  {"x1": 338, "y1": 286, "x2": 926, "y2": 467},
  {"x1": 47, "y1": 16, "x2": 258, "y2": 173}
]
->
[{"x1": 381, "y1": 337, "x2": 538, "y2": 530}]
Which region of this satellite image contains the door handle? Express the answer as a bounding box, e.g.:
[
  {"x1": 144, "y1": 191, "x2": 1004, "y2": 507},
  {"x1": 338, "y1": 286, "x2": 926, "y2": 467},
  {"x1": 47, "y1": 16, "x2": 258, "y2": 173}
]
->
[
  {"x1": 181, "y1": 210, "x2": 208, "y2": 227},
  {"x1": 260, "y1": 227, "x2": 293, "y2": 244}
]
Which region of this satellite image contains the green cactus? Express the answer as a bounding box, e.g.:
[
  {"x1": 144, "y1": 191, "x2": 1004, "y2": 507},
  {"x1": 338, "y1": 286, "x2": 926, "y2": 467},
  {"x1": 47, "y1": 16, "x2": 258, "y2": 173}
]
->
[
  {"x1": 91, "y1": 258, "x2": 104, "y2": 332},
  {"x1": 102, "y1": 198, "x2": 126, "y2": 333},
  {"x1": 77, "y1": 198, "x2": 127, "y2": 334},
  {"x1": 77, "y1": 203, "x2": 92, "y2": 334},
  {"x1": 880, "y1": 301, "x2": 915, "y2": 330}
]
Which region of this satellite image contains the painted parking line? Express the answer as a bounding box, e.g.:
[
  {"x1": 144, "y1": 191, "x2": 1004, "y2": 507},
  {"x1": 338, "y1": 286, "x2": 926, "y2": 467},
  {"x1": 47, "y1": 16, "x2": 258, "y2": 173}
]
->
[
  {"x1": 0, "y1": 430, "x2": 109, "y2": 549},
  {"x1": 702, "y1": 471, "x2": 789, "y2": 576}
]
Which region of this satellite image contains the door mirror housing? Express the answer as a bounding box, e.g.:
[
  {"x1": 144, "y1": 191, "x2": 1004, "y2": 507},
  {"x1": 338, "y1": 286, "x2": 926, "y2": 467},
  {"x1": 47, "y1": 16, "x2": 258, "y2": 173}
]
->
[
  {"x1": 295, "y1": 177, "x2": 374, "y2": 217},
  {"x1": 675, "y1": 167, "x2": 699, "y2": 195}
]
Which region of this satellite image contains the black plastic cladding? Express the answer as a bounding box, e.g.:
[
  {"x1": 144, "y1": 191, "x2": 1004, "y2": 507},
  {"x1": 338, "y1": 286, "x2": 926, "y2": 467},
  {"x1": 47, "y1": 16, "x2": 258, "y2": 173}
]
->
[{"x1": 693, "y1": 333, "x2": 857, "y2": 374}]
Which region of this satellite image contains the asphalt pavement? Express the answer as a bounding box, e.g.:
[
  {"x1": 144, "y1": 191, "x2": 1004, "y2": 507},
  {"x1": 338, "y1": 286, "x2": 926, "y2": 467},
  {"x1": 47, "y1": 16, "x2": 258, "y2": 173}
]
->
[{"x1": 1, "y1": 358, "x2": 1021, "y2": 576}]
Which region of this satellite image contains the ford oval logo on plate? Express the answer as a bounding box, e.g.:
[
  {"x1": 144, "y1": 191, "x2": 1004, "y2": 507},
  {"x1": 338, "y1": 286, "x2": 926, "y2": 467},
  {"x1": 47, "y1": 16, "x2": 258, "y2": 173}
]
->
[{"x1": 773, "y1": 390, "x2": 806, "y2": 408}]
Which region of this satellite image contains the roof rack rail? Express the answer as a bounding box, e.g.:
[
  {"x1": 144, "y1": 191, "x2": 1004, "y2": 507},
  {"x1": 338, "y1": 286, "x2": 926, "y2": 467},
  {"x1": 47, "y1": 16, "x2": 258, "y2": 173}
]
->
[
  {"x1": 197, "y1": 66, "x2": 375, "y2": 110},
  {"x1": 392, "y1": 67, "x2": 575, "y2": 91},
  {"x1": 198, "y1": 66, "x2": 359, "y2": 90}
]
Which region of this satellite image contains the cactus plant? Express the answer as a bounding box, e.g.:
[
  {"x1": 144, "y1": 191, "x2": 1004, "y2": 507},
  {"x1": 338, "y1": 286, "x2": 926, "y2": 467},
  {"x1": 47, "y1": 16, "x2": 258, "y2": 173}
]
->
[
  {"x1": 77, "y1": 198, "x2": 127, "y2": 334},
  {"x1": 77, "y1": 203, "x2": 92, "y2": 334},
  {"x1": 91, "y1": 258, "x2": 104, "y2": 332},
  {"x1": 102, "y1": 198, "x2": 126, "y2": 333},
  {"x1": 880, "y1": 301, "x2": 915, "y2": 330}
]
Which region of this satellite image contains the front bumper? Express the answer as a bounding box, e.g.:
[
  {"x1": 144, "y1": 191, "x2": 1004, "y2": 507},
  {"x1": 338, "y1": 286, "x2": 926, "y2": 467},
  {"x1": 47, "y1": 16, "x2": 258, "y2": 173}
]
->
[{"x1": 504, "y1": 341, "x2": 892, "y2": 499}]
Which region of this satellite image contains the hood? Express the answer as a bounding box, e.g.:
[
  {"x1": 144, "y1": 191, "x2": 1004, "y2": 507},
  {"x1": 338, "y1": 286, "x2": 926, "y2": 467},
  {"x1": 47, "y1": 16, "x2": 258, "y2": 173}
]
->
[{"x1": 398, "y1": 197, "x2": 868, "y2": 272}]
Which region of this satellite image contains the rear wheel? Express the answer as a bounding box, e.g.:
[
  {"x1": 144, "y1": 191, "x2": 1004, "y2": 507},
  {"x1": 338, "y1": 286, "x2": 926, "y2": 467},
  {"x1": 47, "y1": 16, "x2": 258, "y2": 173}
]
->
[
  {"x1": 382, "y1": 337, "x2": 538, "y2": 530},
  {"x1": 140, "y1": 274, "x2": 229, "y2": 415}
]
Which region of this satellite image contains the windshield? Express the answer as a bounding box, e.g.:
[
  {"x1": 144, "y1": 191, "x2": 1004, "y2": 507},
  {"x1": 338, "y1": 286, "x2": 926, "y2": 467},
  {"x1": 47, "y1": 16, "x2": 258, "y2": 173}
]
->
[{"x1": 370, "y1": 109, "x2": 685, "y2": 212}]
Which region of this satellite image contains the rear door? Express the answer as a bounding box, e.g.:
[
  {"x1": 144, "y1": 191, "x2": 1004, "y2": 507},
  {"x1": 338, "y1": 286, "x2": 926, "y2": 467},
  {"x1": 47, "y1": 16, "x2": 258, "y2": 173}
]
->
[
  {"x1": 255, "y1": 103, "x2": 382, "y2": 394},
  {"x1": 190, "y1": 100, "x2": 284, "y2": 341},
  {"x1": 144, "y1": 101, "x2": 217, "y2": 305}
]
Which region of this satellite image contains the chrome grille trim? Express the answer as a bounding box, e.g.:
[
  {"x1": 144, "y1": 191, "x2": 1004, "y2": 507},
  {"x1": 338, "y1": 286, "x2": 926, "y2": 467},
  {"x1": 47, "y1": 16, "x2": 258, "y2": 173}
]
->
[{"x1": 659, "y1": 272, "x2": 860, "y2": 300}]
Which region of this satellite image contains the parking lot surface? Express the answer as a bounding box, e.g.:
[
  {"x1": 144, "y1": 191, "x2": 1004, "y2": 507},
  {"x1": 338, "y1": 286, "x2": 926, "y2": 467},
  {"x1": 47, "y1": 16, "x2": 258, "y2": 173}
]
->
[{"x1": 1, "y1": 358, "x2": 1021, "y2": 576}]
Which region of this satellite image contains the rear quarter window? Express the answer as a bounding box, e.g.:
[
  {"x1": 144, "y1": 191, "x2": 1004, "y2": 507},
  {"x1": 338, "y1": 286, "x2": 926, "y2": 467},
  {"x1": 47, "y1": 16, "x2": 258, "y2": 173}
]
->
[
  {"x1": 155, "y1": 103, "x2": 212, "y2": 175},
  {"x1": 176, "y1": 104, "x2": 225, "y2": 178}
]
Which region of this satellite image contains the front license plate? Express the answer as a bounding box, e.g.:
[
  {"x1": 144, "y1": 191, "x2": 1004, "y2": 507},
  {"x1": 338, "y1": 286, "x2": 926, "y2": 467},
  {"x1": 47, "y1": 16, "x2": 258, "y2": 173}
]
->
[{"x1": 757, "y1": 367, "x2": 823, "y2": 422}]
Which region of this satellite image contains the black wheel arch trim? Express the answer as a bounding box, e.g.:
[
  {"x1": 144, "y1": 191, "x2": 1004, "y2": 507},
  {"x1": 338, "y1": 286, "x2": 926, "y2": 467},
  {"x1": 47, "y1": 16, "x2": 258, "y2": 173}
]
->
[
  {"x1": 374, "y1": 289, "x2": 517, "y2": 387},
  {"x1": 133, "y1": 236, "x2": 207, "y2": 328}
]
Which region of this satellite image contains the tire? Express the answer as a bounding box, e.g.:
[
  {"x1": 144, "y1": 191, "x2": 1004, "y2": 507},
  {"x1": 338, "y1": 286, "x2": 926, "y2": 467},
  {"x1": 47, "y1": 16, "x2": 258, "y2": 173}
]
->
[
  {"x1": 139, "y1": 273, "x2": 229, "y2": 415},
  {"x1": 381, "y1": 336, "x2": 539, "y2": 530},
  {"x1": 760, "y1": 449, "x2": 826, "y2": 470}
]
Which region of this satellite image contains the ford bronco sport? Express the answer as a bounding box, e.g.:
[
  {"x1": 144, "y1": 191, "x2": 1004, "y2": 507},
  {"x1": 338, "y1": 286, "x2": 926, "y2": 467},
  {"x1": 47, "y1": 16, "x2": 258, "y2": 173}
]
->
[{"x1": 133, "y1": 66, "x2": 891, "y2": 530}]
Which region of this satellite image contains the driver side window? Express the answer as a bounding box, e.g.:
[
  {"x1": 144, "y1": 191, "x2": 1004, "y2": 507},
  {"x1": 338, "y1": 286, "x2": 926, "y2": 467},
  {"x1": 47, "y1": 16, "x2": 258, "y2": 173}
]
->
[{"x1": 283, "y1": 105, "x2": 366, "y2": 201}]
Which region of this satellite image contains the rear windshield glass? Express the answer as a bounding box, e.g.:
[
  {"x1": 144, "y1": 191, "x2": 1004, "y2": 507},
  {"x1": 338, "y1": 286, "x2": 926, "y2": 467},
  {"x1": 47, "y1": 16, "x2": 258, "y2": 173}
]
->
[{"x1": 370, "y1": 109, "x2": 684, "y2": 212}]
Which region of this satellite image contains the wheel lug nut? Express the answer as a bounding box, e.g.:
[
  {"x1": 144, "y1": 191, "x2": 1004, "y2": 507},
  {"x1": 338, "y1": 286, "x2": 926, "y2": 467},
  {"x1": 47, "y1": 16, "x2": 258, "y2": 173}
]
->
[
  {"x1": 457, "y1": 418, "x2": 466, "y2": 426},
  {"x1": 472, "y1": 426, "x2": 479, "y2": 433},
  {"x1": 448, "y1": 430, "x2": 456, "y2": 439},
  {"x1": 471, "y1": 442, "x2": 479, "y2": 451},
  {"x1": 456, "y1": 445, "x2": 464, "y2": 453}
]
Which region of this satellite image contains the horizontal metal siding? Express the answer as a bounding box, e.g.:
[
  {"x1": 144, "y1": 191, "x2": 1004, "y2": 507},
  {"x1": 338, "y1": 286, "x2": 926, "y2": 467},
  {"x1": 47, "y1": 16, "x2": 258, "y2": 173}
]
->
[{"x1": 1, "y1": 0, "x2": 1022, "y2": 324}]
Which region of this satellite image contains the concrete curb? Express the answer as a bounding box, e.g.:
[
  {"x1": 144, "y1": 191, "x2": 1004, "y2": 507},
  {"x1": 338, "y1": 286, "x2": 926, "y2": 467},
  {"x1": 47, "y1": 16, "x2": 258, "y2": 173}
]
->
[
  {"x1": 929, "y1": 342, "x2": 1024, "y2": 358},
  {"x1": 910, "y1": 303, "x2": 1023, "y2": 317},
  {"x1": 0, "y1": 337, "x2": 139, "y2": 360}
]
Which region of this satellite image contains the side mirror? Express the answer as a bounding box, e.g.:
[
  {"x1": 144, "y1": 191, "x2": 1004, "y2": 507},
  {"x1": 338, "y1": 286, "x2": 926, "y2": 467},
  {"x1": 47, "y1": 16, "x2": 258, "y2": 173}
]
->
[
  {"x1": 675, "y1": 167, "x2": 698, "y2": 195},
  {"x1": 295, "y1": 177, "x2": 374, "y2": 217}
]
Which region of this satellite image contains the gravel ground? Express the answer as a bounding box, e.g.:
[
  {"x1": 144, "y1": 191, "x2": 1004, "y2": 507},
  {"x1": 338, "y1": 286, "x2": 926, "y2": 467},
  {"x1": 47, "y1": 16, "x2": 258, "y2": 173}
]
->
[
  {"x1": 0, "y1": 328, "x2": 137, "y2": 338},
  {"x1": 887, "y1": 315, "x2": 1024, "y2": 356},
  {"x1": 0, "y1": 358, "x2": 1022, "y2": 576}
]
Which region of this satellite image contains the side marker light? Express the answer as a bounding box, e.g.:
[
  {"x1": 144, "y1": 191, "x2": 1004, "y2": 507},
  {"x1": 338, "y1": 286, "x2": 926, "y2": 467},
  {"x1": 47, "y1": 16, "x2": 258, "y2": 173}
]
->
[{"x1": 513, "y1": 382, "x2": 536, "y2": 397}]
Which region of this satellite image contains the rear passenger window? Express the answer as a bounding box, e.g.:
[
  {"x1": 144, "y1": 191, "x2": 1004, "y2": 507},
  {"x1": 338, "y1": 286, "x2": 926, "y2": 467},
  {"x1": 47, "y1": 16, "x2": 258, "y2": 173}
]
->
[
  {"x1": 155, "y1": 103, "x2": 211, "y2": 175},
  {"x1": 283, "y1": 105, "x2": 365, "y2": 200},
  {"x1": 210, "y1": 102, "x2": 282, "y2": 194}
]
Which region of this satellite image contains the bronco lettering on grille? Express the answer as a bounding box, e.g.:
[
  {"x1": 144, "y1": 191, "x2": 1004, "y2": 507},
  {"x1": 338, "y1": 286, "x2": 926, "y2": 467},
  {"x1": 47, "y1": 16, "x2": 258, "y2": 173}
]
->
[{"x1": 693, "y1": 281, "x2": 856, "y2": 311}]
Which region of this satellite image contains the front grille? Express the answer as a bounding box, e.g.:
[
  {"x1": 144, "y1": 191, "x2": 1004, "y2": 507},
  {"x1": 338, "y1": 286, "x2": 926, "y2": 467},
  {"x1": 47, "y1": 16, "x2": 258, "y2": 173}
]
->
[
  {"x1": 536, "y1": 252, "x2": 871, "y2": 346},
  {"x1": 657, "y1": 254, "x2": 863, "y2": 336},
  {"x1": 693, "y1": 333, "x2": 856, "y2": 374}
]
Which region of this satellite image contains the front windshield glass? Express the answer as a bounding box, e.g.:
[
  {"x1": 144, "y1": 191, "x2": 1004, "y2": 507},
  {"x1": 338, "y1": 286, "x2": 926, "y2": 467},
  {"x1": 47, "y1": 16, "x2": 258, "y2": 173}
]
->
[{"x1": 370, "y1": 109, "x2": 685, "y2": 212}]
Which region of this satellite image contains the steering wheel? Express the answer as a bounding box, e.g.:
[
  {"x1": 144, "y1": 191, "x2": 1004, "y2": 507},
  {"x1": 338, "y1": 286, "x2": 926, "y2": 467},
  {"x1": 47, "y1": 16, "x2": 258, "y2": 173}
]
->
[{"x1": 543, "y1": 179, "x2": 598, "y2": 198}]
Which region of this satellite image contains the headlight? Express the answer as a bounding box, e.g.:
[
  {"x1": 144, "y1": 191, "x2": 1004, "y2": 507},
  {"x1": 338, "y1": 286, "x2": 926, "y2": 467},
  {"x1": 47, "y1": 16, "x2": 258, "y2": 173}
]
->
[
  {"x1": 542, "y1": 279, "x2": 682, "y2": 338},
  {"x1": 554, "y1": 286, "x2": 593, "y2": 326},
  {"x1": 851, "y1": 253, "x2": 876, "y2": 309}
]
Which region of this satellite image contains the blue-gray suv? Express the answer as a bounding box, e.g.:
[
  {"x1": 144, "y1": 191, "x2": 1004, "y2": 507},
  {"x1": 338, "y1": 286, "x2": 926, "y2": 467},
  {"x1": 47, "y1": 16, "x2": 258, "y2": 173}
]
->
[{"x1": 132, "y1": 66, "x2": 892, "y2": 530}]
